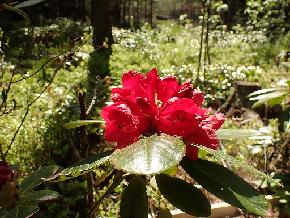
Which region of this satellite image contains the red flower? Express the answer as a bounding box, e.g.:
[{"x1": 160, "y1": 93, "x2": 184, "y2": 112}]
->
[
  {"x1": 0, "y1": 161, "x2": 14, "y2": 191},
  {"x1": 101, "y1": 69, "x2": 224, "y2": 160}
]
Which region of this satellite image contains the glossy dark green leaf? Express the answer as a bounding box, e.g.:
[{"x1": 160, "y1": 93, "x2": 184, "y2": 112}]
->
[
  {"x1": 15, "y1": 0, "x2": 46, "y2": 8},
  {"x1": 110, "y1": 134, "x2": 185, "y2": 175},
  {"x1": 155, "y1": 174, "x2": 211, "y2": 217},
  {"x1": 46, "y1": 150, "x2": 113, "y2": 182},
  {"x1": 19, "y1": 165, "x2": 59, "y2": 194},
  {"x1": 20, "y1": 190, "x2": 60, "y2": 203},
  {"x1": 181, "y1": 158, "x2": 270, "y2": 216},
  {"x1": 120, "y1": 176, "x2": 148, "y2": 218},
  {"x1": 195, "y1": 145, "x2": 279, "y2": 186},
  {"x1": 63, "y1": 120, "x2": 104, "y2": 129},
  {"x1": 4, "y1": 206, "x2": 39, "y2": 218}
]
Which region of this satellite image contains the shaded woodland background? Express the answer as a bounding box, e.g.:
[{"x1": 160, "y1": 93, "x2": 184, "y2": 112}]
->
[{"x1": 0, "y1": 0, "x2": 289, "y2": 217}]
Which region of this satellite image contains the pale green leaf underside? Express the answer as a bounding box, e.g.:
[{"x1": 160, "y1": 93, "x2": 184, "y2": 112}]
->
[
  {"x1": 248, "y1": 88, "x2": 286, "y2": 97},
  {"x1": 249, "y1": 89, "x2": 288, "y2": 108},
  {"x1": 110, "y1": 134, "x2": 185, "y2": 175},
  {"x1": 217, "y1": 129, "x2": 271, "y2": 140},
  {"x1": 196, "y1": 145, "x2": 281, "y2": 186}
]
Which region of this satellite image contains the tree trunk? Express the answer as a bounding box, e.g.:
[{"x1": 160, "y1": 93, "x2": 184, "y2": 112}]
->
[
  {"x1": 112, "y1": 0, "x2": 122, "y2": 27},
  {"x1": 88, "y1": 0, "x2": 112, "y2": 104},
  {"x1": 91, "y1": 0, "x2": 113, "y2": 48},
  {"x1": 149, "y1": 0, "x2": 153, "y2": 26},
  {"x1": 222, "y1": 0, "x2": 240, "y2": 29}
]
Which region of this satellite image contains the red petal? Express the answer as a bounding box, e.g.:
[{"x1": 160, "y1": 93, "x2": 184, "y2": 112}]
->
[
  {"x1": 191, "y1": 89, "x2": 204, "y2": 106},
  {"x1": 101, "y1": 103, "x2": 131, "y2": 123},
  {"x1": 101, "y1": 102, "x2": 150, "y2": 148},
  {"x1": 201, "y1": 113, "x2": 224, "y2": 130},
  {"x1": 176, "y1": 80, "x2": 193, "y2": 98},
  {"x1": 111, "y1": 88, "x2": 131, "y2": 102},
  {"x1": 184, "y1": 127, "x2": 220, "y2": 149},
  {"x1": 160, "y1": 98, "x2": 207, "y2": 117},
  {"x1": 105, "y1": 123, "x2": 139, "y2": 148},
  {"x1": 136, "y1": 97, "x2": 157, "y2": 117},
  {"x1": 156, "y1": 109, "x2": 199, "y2": 137},
  {"x1": 145, "y1": 68, "x2": 158, "y2": 102},
  {"x1": 122, "y1": 71, "x2": 147, "y2": 99},
  {"x1": 157, "y1": 76, "x2": 179, "y2": 103}
]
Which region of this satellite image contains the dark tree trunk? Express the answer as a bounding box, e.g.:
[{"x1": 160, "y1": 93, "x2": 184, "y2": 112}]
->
[
  {"x1": 149, "y1": 0, "x2": 153, "y2": 26},
  {"x1": 91, "y1": 0, "x2": 113, "y2": 48},
  {"x1": 222, "y1": 0, "x2": 238, "y2": 29},
  {"x1": 88, "y1": 0, "x2": 112, "y2": 105},
  {"x1": 144, "y1": 0, "x2": 147, "y2": 22},
  {"x1": 136, "y1": 0, "x2": 140, "y2": 27},
  {"x1": 112, "y1": 0, "x2": 122, "y2": 27}
]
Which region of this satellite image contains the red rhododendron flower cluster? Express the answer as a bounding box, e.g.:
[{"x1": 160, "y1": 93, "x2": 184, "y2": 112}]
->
[
  {"x1": 0, "y1": 161, "x2": 14, "y2": 190},
  {"x1": 101, "y1": 69, "x2": 224, "y2": 160}
]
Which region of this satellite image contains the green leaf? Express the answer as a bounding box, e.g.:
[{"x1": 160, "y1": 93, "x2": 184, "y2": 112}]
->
[
  {"x1": 63, "y1": 120, "x2": 104, "y2": 129},
  {"x1": 15, "y1": 0, "x2": 46, "y2": 8},
  {"x1": 162, "y1": 166, "x2": 178, "y2": 176},
  {"x1": 120, "y1": 176, "x2": 148, "y2": 218},
  {"x1": 110, "y1": 134, "x2": 185, "y2": 175},
  {"x1": 19, "y1": 165, "x2": 59, "y2": 194},
  {"x1": 20, "y1": 190, "x2": 60, "y2": 203},
  {"x1": 195, "y1": 145, "x2": 280, "y2": 186},
  {"x1": 155, "y1": 174, "x2": 211, "y2": 217},
  {"x1": 4, "y1": 206, "x2": 39, "y2": 218},
  {"x1": 249, "y1": 90, "x2": 288, "y2": 107},
  {"x1": 181, "y1": 158, "x2": 270, "y2": 216},
  {"x1": 248, "y1": 88, "x2": 285, "y2": 97},
  {"x1": 217, "y1": 129, "x2": 271, "y2": 140},
  {"x1": 2, "y1": 4, "x2": 30, "y2": 23},
  {"x1": 46, "y1": 150, "x2": 112, "y2": 182}
]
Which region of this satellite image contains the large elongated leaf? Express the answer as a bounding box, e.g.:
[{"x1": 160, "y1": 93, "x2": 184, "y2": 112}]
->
[
  {"x1": 248, "y1": 88, "x2": 286, "y2": 97},
  {"x1": 110, "y1": 134, "x2": 185, "y2": 175},
  {"x1": 4, "y1": 206, "x2": 39, "y2": 218},
  {"x1": 20, "y1": 190, "x2": 60, "y2": 203},
  {"x1": 46, "y1": 150, "x2": 112, "y2": 182},
  {"x1": 217, "y1": 129, "x2": 271, "y2": 140},
  {"x1": 15, "y1": 0, "x2": 46, "y2": 8},
  {"x1": 120, "y1": 176, "x2": 148, "y2": 218},
  {"x1": 181, "y1": 158, "x2": 270, "y2": 216},
  {"x1": 155, "y1": 174, "x2": 211, "y2": 217},
  {"x1": 2, "y1": 4, "x2": 30, "y2": 22},
  {"x1": 63, "y1": 120, "x2": 104, "y2": 129},
  {"x1": 195, "y1": 145, "x2": 280, "y2": 186},
  {"x1": 19, "y1": 165, "x2": 59, "y2": 194},
  {"x1": 249, "y1": 89, "x2": 288, "y2": 108}
]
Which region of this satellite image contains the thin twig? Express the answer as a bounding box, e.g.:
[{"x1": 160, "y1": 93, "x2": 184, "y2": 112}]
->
[
  {"x1": 4, "y1": 68, "x2": 60, "y2": 157},
  {"x1": 89, "y1": 171, "x2": 124, "y2": 218},
  {"x1": 0, "y1": 70, "x2": 15, "y2": 113},
  {"x1": 0, "y1": 143, "x2": 6, "y2": 162},
  {"x1": 78, "y1": 91, "x2": 94, "y2": 209},
  {"x1": 86, "y1": 89, "x2": 98, "y2": 116},
  {"x1": 195, "y1": 0, "x2": 206, "y2": 86},
  {"x1": 205, "y1": 0, "x2": 211, "y2": 65},
  {"x1": 12, "y1": 54, "x2": 64, "y2": 84}
]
